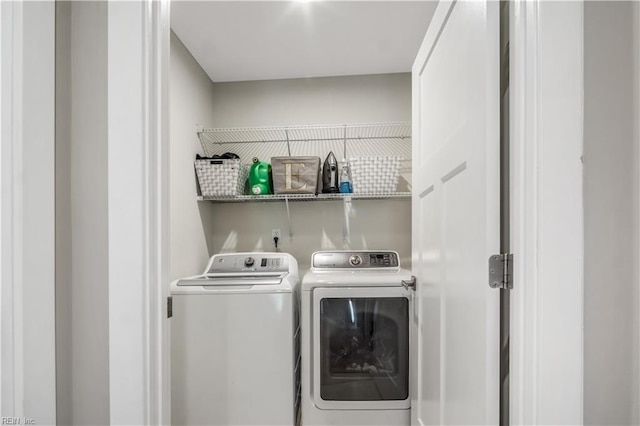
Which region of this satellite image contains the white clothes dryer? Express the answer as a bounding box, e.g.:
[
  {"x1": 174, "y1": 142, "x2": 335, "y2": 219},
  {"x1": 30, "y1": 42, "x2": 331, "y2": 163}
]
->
[
  {"x1": 170, "y1": 252, "x2": 300, "y2": 426},
  {"x1": 301, "y1": 251, "x2": 413, "y2": 426}
]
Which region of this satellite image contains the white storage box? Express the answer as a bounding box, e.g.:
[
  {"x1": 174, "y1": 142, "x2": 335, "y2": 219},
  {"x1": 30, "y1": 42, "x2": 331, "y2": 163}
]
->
[
  {"x1": 271, "y1": 156, "x2": 321, "y2": 195},
  {"x1": 349, "y1": 156, "x2": 402, "y2": 194},
  {"x1": 194, "y1": 158, "x2": 248, "y2": 197}
]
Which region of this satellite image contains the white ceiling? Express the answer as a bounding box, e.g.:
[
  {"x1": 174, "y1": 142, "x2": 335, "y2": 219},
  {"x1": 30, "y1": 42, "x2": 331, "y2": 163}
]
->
[{"x1": 171, "y1": 1, "x2": 437, "y2": 83}]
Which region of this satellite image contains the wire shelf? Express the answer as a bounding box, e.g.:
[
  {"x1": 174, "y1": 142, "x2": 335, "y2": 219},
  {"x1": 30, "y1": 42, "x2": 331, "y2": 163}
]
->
[
  {"x1": 197, "y1": 122, "x2": 412, "y2": 158},
  {"x1": 197, "y1": 192, "x2": 412, "y2": 203}
]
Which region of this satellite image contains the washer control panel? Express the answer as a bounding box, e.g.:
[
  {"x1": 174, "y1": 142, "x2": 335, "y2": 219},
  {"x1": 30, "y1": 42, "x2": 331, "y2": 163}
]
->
[
  {"x1": 312, "y1": 251, "x2": 399, "y2": 269},
  {"x1": 206, "y1": 254, "x2": 289, "y2": 274}
]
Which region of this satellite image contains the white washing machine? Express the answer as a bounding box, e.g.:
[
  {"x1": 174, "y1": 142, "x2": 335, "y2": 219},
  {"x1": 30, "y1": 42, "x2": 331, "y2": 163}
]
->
[
  {"x1": 301, "y1": 251, "x2": 413, "y2": 426},
  {"x1": 170, "y1": 252, "x2": 300, "y2": 426}
]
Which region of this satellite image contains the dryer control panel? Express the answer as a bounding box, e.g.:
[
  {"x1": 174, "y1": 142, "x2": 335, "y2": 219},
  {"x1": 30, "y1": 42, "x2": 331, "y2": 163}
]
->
[
  {"x1": 206, "y1": 253, "x2": 290, "y2": 274},
  {"x1": 312, "y1": 251, "x2": 399, "y2": 269}
]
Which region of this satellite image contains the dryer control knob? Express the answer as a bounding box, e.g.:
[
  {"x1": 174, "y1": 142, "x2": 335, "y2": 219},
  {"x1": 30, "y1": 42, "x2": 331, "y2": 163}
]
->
[
  {"x1": 244, "y1": 257, "x2": 255, "y2": 267},
  {"x1": 349, "y1": 255, "x2": 362, "y2": 266}
]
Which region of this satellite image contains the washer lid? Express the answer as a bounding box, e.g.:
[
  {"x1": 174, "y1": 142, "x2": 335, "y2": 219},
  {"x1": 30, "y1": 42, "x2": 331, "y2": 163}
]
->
[{"x1": 176, "y1": 272, "x2": 287, "y2": 286}]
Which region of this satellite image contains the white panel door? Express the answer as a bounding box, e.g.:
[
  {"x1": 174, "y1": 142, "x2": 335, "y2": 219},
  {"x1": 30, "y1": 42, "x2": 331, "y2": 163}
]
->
[{"x1": 411, "y1": 1, "x2": 500, "y2": 425}]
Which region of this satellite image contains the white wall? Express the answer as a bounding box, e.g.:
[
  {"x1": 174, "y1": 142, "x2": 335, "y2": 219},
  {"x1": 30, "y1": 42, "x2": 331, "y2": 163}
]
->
[
  {"x1": 70, "y1": 3, "x2": 110, "y2": 424},
  {"x1": 1, "y1": 1, "x2": 57, "y2": 420},
  {"x1": 21, "y1": 2, "x2": 56, "y2": 423},
  {"x1": 170, "y1": 34, "x2": 412, "y2": 277},
  {"x1": 170, "y1": 32, "x2": 221, "y2": 280},
  {"x1": 205, "y1": 75, "x2": 412, "y2": 271},
  {"x1": 55, "y1": 2, "x2": 110, "y2": 425},
  {"x1": 635, "y1": 4, "x2": 640, "y2": 422},
  {"x1": 206, "y1": 73, "x2": 412, "y2": 128},
  {"x1": 583, "y1": 2, "x2": 640, "y2": 424},
  {"x1": 55, "y1": 2, "x2": 72, "y2": 423}
]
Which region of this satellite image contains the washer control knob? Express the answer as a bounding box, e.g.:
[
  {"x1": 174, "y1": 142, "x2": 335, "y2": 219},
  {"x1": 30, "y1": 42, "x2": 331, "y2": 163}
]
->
[
  {"x1": 349, "y1": 255, "x2": 362, "y2": 267},
  {"x1": 244, "y1": 257, "x2": 255, "y2": 267}
]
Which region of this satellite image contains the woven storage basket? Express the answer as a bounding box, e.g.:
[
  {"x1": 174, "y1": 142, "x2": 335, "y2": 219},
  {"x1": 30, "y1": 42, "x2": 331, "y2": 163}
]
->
[
  {"x1": 194, "y1": 158, "x2": 248, "y2": 197},
  {"x1": 349, "y1": 156, "x2": 402, "y2": 194}
]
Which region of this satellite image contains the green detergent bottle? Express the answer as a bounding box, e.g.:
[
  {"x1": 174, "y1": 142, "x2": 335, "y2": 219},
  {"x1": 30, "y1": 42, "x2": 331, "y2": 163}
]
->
[{"x1": 249, "y1": 157, "x2": 272, "y2": 195}]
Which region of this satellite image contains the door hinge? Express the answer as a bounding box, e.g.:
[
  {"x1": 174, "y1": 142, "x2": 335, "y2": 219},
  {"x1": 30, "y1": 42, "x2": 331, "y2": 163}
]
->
[
  {"x1": 167, "y1": 296, "x2": 173, "y2": 318},
  {"x1": 489, "y1": 254, "x2": 513, "y2": 289}
]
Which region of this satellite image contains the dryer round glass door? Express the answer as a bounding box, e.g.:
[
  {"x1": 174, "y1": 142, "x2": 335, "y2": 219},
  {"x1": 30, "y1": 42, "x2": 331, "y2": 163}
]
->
[{"x1": 312, "y1": 287, "x2": 410, "y2": 410}]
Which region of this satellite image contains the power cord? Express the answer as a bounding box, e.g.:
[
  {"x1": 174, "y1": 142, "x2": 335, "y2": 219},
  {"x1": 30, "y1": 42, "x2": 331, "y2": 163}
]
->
[{"x1": 274, "y1": 236, "x2": 280, "y2": 252}]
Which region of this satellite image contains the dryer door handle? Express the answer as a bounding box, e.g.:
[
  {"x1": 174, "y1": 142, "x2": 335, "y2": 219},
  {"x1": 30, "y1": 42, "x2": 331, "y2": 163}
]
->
[{"x1": 402, "y1": 276, "x2": 416, "y2": 291}]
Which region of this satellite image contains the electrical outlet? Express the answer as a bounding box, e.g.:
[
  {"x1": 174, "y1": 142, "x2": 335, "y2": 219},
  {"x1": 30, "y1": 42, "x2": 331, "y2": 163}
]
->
[{"x1": 272, "y1": 228, "x2": 281, "y2": 240}]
